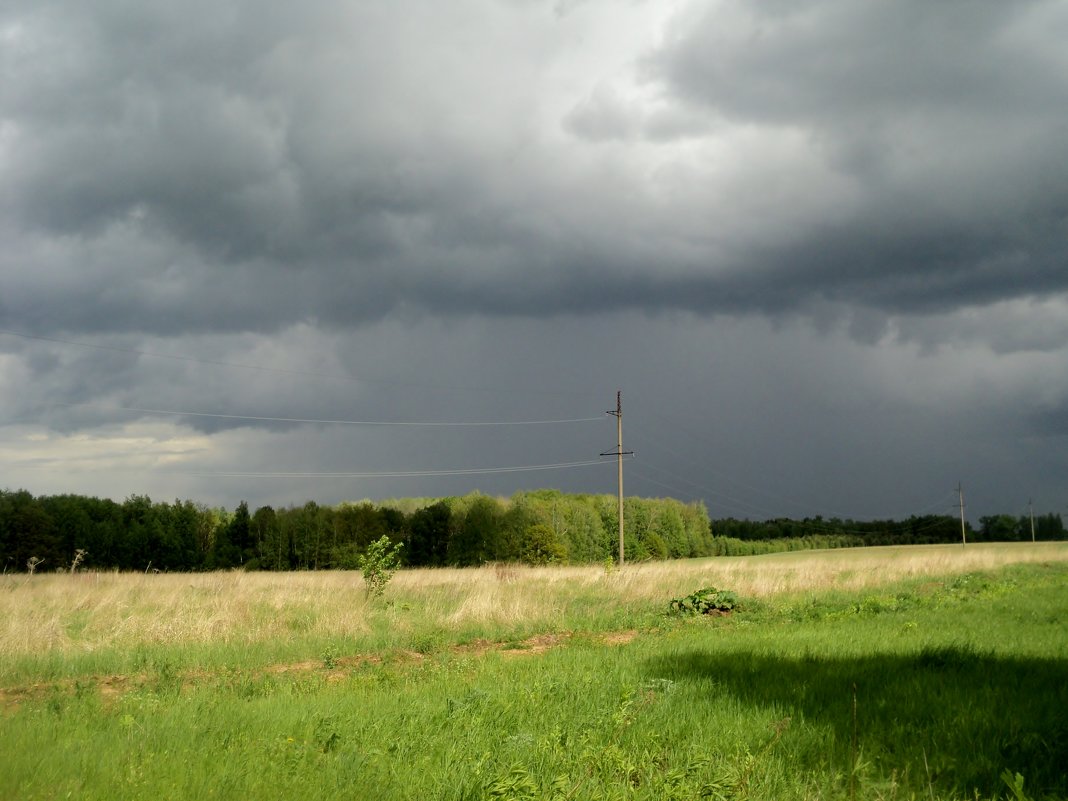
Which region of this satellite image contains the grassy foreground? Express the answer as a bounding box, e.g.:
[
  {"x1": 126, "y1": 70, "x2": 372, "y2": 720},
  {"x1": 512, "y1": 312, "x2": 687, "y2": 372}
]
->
[{"x1": 2, "y1": 543, "x2": 1067, "y2": 800}]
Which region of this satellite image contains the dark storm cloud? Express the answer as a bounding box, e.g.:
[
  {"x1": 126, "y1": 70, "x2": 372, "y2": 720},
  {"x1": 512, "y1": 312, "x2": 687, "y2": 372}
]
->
[
  {"x1": 1029, "y1": 403, "x2": 1068, "y2": 439},
  {"x1": 570, "y1": 0, "x2": 1068, "y2": 323},
  {"x1": 3, "y1": 0, "x2": 1067, "y2": 343},
  {"x1": 643, "y1": 0, "x2": 1068, "y2": 312},
  {"x1": 2, "y1": 0, "x2": 460, "y2": 334},
  {"x1": 651, "y1": 1, "x2": 1068, "y2": 124},
  {"x1": 3, "y1": 0, "x2": 1068, "y2": 522}
]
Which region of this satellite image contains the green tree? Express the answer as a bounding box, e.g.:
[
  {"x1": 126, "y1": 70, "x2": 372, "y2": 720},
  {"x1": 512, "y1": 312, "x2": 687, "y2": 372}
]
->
[
  {"x1": 336, "y1": 503, "x2": 388, "y2": 553},
  {"x1": 229, "y1": 501, "x2": 254, "y2": 564},
  {"x1": 0, "y1": 490, "x2": 59, "y2": 572},
  {"x1": 1035, "y1": 513, "x2": 1064, "y2": 541},
  {"x1": 521, "y1": 523, "x2": 568, "y2": 565},
  {"x1": 166, "y1": 499, "x2": 202, "y2": 570},
  {"x1": 653, "y1": 502, "x2": 687, "y2": 558},
  {"x1": 252, "y1": 505, "x2": 286, "y2": 570},
  {"x1": 207, "y1": 502, "x2": 251, "y2": 569},
  {"x1": 979, "y1": 514, "x2": 1019, "y2": 542},
  {"x1": 449, "y1": 495, "x2": 503, "y2": 566},
  {"x1": 407, "y1": 501, "x2": 452, "y2": 566}
]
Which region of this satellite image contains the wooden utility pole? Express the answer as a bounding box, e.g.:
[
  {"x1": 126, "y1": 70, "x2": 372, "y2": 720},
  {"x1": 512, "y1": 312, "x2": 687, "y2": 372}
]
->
[
  {"x1": 957, "y1": 483, "x2": 967, "y2": 546},
  {"x1": 602, "y1": 391, "x2": 632, "y2": 565}
]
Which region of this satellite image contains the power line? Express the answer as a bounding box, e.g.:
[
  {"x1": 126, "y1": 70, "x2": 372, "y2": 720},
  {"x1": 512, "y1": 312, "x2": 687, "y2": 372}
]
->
[
  {"x1": 629, "y1": 461, "x2": 783, "y2": 518},
  {"x1": 44, "y1": 401, "x2": 605, "y2": 428},
  {"x1": 627, "y1": 425, "x2": 844, "y2": 519},
  {"x1": 627, "y1": 424, "x2": 849, "y2": 520},
  {"x1": 629, "y1": 460, "x2": 959, "y2": 536},
  {"x1": 627, "y1": 416, "x2": 960, "y2": 525},
  {"x1": 155, "y1": 459, "x2": 613, "y2": 478}
]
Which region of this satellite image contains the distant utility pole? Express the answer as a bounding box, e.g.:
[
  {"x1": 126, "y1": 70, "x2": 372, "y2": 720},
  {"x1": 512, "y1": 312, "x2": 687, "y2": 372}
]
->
[
  {"x1": 601, "y1": 391, "x2": 633, "y2": 565},
  {"x1": 957, "y1": 483, "x2": 967, "y2": 546},
  {"x1": 1029, "y1": 498, "x2": 1036, "y2": 543}
]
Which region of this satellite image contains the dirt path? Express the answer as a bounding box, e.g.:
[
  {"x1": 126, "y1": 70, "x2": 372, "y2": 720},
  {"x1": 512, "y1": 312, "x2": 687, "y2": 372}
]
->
[{"x1": 0, "y1": 630, "x2": 640, "y2": 711}]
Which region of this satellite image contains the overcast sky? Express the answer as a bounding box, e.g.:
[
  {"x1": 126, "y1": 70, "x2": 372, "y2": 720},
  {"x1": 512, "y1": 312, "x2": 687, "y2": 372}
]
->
[{"x1": 3, "y1": 0, "x2": 1067, "y2": 522}]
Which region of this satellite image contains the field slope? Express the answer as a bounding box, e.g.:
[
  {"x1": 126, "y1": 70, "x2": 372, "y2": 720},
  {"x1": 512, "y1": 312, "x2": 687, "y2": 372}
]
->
[{"x1": 2, "y1": 543, "x2": 1066, "y2": 800}]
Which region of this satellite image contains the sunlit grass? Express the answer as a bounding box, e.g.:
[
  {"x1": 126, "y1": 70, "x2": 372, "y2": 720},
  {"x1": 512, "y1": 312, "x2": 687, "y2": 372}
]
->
[
  {"x1": 1, "y1": 551, "x2": 1066, "y2": 800},
  {"x1": 1, "y1": 543, "x2": 1065, "y2": 669}
]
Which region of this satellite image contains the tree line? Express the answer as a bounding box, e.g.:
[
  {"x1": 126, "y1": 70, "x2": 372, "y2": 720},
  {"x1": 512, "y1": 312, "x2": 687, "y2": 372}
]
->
[
  {"x1": 711, "y1": 513, "x2": 1065, "y2": 546},
  {"x1": 0, "y1": 488, "x2": 712, "y2": 573},
  {"x1": 2, "y1": 487, "x2": 1062, "y2": 573}
]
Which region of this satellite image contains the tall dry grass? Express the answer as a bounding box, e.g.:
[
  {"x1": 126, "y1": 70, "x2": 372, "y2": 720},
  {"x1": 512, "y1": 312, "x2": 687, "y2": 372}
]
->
[{"x1": 1, "y1": 542, "x2": 1064, "y2": 659}]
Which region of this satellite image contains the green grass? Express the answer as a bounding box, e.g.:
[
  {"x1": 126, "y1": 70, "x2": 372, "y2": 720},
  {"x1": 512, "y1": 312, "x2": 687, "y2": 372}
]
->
[{"x1": 2, "y1": 560, "x2": 1066, "y2": 800}]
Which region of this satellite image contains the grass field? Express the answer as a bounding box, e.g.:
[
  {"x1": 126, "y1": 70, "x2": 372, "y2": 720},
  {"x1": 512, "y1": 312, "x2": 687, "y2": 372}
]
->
[{"x1": 2, "y1": 543, "x2": 1067, "y2": 800}]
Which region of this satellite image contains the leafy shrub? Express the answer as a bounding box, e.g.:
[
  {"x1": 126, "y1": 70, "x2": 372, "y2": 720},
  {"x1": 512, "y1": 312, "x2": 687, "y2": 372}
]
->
[
  {"x1": 357, "y1": 535, "x2": 404, "y2": 599},
  {"x1": 669, "y1": 587, "x2": 738, "y2": 615},
  {"x1": 320, "y1": 645, "x2": 341, "y2": 670}
]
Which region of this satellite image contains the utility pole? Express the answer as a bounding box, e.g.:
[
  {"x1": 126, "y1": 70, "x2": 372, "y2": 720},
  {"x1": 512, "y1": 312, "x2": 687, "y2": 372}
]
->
[
  {"x1": 957, "y1": 483, "x2": 967, "y2": 546},
  {"x1": 1029, "y1": 498, "x2": 1036, "y2": 543},
  {"x1": 601, "y1": 391, "x2": 633, "y2": 565}
]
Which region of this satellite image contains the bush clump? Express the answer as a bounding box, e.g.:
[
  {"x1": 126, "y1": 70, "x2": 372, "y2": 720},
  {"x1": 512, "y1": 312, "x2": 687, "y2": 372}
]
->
[
  {"x1": 669, "y1": 587, "x2": 739, "y2": 615},
  {"x1": 357, "y1": 535, "x2": 404, "y2": 599}
]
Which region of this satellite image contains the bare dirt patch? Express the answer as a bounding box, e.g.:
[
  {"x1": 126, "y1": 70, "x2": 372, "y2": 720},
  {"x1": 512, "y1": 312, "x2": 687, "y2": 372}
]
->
[
  {"x1": 500, "y1": 632, "x2": 571, "y2": 656},
  {"x1": 600, "y1": 630, "x2": 638, "y2": 646}
]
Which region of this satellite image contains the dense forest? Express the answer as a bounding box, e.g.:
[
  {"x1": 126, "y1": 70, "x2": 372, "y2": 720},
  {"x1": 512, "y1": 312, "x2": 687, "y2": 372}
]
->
[
  {"x1": 1, "y1": 487, "x2": 1062, "y2": 573},
  {"x1": 707, "y1": 513, "x2": 1065, "y2": 556},
  {"x1": 0, "y1": 488, "x2": 710, "y2": 573}
]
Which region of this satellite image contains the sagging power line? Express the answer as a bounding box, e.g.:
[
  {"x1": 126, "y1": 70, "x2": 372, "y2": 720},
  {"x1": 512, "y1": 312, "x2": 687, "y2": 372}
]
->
[
  {"x1": 167, "y1": 459, "x2": 613, "y2": 479},
  {"x1": 44, "y1": 401, "x2": 603, "y2": 428}
]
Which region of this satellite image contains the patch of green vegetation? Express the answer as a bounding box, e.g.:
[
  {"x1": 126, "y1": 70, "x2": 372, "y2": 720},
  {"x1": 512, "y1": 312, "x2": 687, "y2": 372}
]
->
[
  {"x1": 2, "y1": 562, "x2": 1066, "y2": 800},
  {"x1": 668, "y1": 586, "x2": 739, "y2": 615}
]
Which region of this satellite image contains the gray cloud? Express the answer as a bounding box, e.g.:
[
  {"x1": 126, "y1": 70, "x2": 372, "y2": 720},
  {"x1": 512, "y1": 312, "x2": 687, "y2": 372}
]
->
[
  {"x1": 3, "y1": 0, "x2": 1068, "y2": 520},
  {"x1": 650, "y1": 1, "x2": 1068, "y2": 124},
  {"x1": 643, "y1": 0, "x2": 1068, "y2": 309},
  {"x1": 3, "y1": 0, "x2": 1065, "y2": 339}
]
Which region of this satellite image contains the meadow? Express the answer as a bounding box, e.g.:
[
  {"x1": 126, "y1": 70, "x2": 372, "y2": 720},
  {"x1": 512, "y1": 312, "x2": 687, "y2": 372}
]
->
[{"x1": 2, "y1": 542, "x2": 1067, "y2": 800}]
